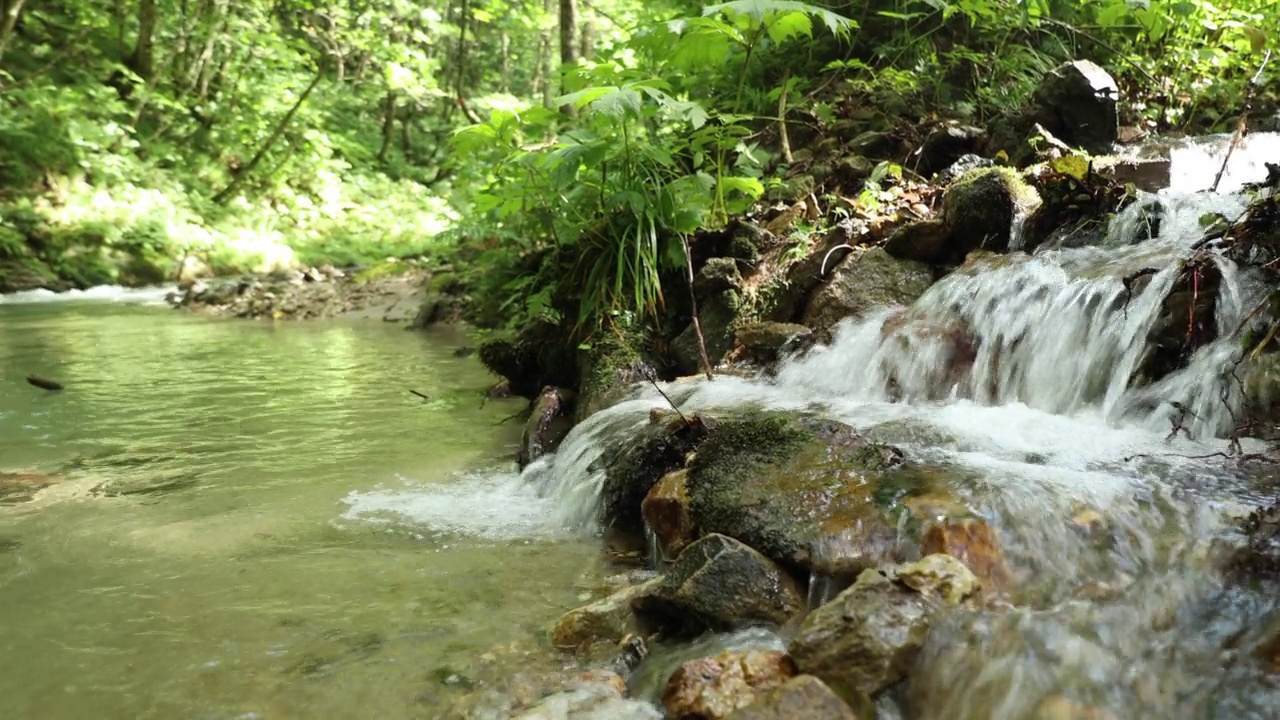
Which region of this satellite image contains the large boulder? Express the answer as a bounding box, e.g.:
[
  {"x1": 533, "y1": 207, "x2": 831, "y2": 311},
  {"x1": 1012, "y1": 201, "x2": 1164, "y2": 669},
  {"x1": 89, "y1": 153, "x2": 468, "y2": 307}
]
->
[
  {"x1": 938, "y1": 167, "x2": 1042, "y2": 262},
  {"x1": 518, "y1": 386, "x2": 577, "y2": 469},
  {"x1": 684, "y1": 411, "x2": 931, "y2": 575},
  {"x1": 726, "y1": 675, "x2": 870, "y2": 720},
  {"x1": 789, "y1": 556, "x2": 979, "y2": 699},
  {"x1": 800, "y1": 247, "x2": 934, "y2": 335},
  {"x1": 639, "y1": 533, "x2": 805, "y2": 633},
  {"x1": 662, "y1": 649, "x2": 796, "y2": 720},
  {"x1": 1033, "y1": 60, "x2": 1120, "y2": 154}
]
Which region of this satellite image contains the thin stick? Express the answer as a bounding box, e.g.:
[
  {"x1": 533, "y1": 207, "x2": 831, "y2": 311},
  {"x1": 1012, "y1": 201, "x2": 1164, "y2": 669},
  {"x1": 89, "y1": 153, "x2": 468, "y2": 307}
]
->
[
  {"x1": 681, "y1": 234, "x2": 715, "y2": 381},
  {"x1": 778, "y1": 69, "x2": 793, "y2": 165},
  {"x1": 1212, "y1": 50, "x2": 1271, "y2": 193},
  {"x1": 408, "y1": 389, "x2": 430, "y2": 401},
  {"x1": 646, "y1": 378, "x2": 688, "y2": 426}
]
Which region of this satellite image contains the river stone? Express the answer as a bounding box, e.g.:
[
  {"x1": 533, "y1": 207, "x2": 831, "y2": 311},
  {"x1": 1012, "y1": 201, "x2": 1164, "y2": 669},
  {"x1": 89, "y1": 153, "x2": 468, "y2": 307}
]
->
[
  {"x1": 662, "y1": 649, "x2": 796, "y2": 720},
  {"x1": 550, "y1": 577, "x2": 663, "y2": 651},
  {"x1": 800, "y1": 247, "x2": 933, "y2": 335},
  {"x1": 600, "y1": 414, "x2": 709, "y2": 535},
  {"x1": 941, "y1": 167, "x2": 1041, "y2": 262},
  {"x1": 883, "y1": 220, "x2": 952, "y2": 265},
  {"x1": 641, "y1": 469, "x2": 696, "y2": 560},
  {"x1": 921, "y1": 517, "x2": 1013, "y2": 595},
  {"x1": 509, "y1": 678, "x2": 662, "y2": 720},
  {"x1": 1033, "y1": 60, "x2": 1120, "y2": 154},
  {"x1": 731, "y1": 321, "x2": 814, "y2": 366},
  {"x1": 726, "y1": 675, "x2": 869, "y2": 720},
  {"x1": 639, "y1": 534, "x2": 805, "y2": 633},
  {"x1": 789, "y1": 558, "x2": 977, "y2": 699},
  {"x1": 684, "y1": 410, "x2": 928, "y2": 575},
  {"x1": 518, "y1": 386, "x2": 576, "y2": 469}
]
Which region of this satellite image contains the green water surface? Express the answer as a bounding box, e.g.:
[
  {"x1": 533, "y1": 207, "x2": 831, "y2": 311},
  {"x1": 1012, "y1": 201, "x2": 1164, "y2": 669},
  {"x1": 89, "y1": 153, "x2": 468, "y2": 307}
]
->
[{"x1": 0, "y1": 299, "x2": 604, "y2": 720}]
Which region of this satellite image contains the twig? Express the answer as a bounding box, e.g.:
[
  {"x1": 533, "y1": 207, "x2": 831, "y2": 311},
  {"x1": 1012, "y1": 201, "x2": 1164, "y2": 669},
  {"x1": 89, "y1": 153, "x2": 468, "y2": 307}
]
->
[
  {"x1": 1038, "y1": 17, "x2": 1162, "y2": 88},
  {"x1": 1212, "y1": 50, "x2": 1272, "y2": 193},
  {"x1": 646, "y1": 377, "x2": 688, "y2": 426},
  {"x1": 408, "y1": 389, "x2": 430, "y2": 401},
  {"x1": 681, "y1": 234, "x2": 715, "y2": 381},
  {"x1": 778, "y1": 69, "x2": 793, "y2": 165}
]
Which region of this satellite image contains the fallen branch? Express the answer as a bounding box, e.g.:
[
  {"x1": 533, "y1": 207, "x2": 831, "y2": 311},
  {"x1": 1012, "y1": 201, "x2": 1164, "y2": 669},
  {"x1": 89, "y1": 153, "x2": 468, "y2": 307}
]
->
[
  {"x1": 1212, "y1": 50, "x2": 1272, "y2": 193},
  {"x1": 681, "y1": 234, "x2": 715, "y2": 381},
  {"x1": 645, "y1": 375, "x2": 688, "y2": 426}
]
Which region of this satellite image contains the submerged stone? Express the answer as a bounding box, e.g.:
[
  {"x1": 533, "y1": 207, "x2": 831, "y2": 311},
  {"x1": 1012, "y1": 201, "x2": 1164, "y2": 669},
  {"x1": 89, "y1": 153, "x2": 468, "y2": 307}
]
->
[
  {"x1": 550, "y1": 577, "x2": 663, "y2": 652},
  {"x1": 662, "y1": 649, "x2": 796, "y2": 720},
  {"x1": 726, "y1": 675, "x2": 869, "y2": 720}
]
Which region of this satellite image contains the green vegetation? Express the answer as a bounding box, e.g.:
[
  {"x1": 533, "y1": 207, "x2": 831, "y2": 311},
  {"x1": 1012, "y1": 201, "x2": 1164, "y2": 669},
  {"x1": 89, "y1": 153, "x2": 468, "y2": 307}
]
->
[{"x1": 0, "y1": 0, "x2": 1276, "y2": 336}]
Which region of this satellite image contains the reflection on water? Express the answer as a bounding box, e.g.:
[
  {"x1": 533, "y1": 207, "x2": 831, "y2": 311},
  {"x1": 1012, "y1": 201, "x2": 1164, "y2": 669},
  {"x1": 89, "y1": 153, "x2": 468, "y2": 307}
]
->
[{"x1": 0, "y1": 299, "x2": 604, "y2": 720}]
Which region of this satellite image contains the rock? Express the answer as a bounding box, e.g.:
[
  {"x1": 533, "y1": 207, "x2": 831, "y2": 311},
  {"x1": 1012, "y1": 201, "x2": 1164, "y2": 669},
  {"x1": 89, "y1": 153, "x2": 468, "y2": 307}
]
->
[
  {"x1": 940, "y1": 167, "x2": 1042, "y2": 262},
  {"x1": 726, "y1": 675, "x2": 868, "y2": 720},
  {"x1": 550, "y1": 577, "x2": 664, "y2": 651},
  {"x1": 731, "y1": 322, "x2": 814, "y2": 366},
  {"x1": 1033, "y1": 60, "x2": 1120, "y2": 154},
  {"x1": 917, "y1": 125, "x2": 988, "y2": 177},
  {"x1": 641, "y1": 470, "x2": 697, "y2": 560},
  {"x1": 684, "y1": 410, "x2": 925, "y2": 575},
  {"x1": 509, "y1": 678, "x2": 662, "y2": 720},
  {"x1": 0, "y1": 471, "x2": 60, "y2": 504},
  {"x1": 661, "y1": 650, "x2": 796, "y2": 720},
  {"x1": 920, "y1": 517, "x2": 1013, "y2": 595},
  {"x1": 518, "y1": 386, "x2": 577, "y2": 469},
  {"x1": 694, "y1": 257, "x2": 744, "y2": 295},
  {"x1": 893, "y1": 553, "x2": 981, "y2": 605},
  {"x1": 577, "y1": 330, "x2": 654, "y2": 422},
  {"x1": 883, "y1": 220, "x2": 952, "y2": 264},
  {"x1": 763, "y1": 221, "x2": 861, "y2": 324},
  {"x1": 640, "y1": 534, "x2": 805, "y2": 633},
  {"x1": 847, "y1": 131, "x2": 904, "y2": 161},
  {"x1": 1033, "y1": 695, "x2": 1119, "y2": 720},
  {"x1": 673, "y1": 289, "x2": 742, "y2": 374},
  {"x1": 600, "y1": 414, "x2": 711, "y2": 535},
  {"x1": 935, "y1": 153, "x2": 994, "y2": 185},
  {"x1": 1094, "y1": 156, "x2": 1171, "y2": 193},
  {"x1": 834, "y1": 156, "x2": 876, "y2": 187},
  {"x1": 789, "y1": 559, "x2": 976, "y2": 698},
  {"x1": 800, "y1": 247, "x2": 933, "y2": 335}
]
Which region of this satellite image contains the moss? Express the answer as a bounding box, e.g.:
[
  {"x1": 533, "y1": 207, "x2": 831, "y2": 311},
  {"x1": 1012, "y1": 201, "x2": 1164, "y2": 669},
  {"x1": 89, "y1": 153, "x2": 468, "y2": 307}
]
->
[
  {"x1": 576, "y1": 326, "x2": 651, "y2": 421},
  {"x1": 686, "y1": 410, "x2": 926, "y2": 572},
  {"x1": 353, "y1": 259, "x2": 418, "y2": 282}
]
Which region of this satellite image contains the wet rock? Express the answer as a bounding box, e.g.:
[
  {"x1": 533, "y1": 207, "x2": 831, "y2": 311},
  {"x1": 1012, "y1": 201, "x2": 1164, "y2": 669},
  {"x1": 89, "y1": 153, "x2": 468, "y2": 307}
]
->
[
  {"x1": 639, "y1": 534, "x2": 805, "y2": 633},
  {"x1": 789, "y1": 557, "x2": 978, "y2": 698},
  {"x1": 550, "y1": 577, "x2": 663, "y2": 651},
  {"x1": 641, "y1": 470, "x2": 697, "y2": 560},
  {"x1": 1134, "y1": 257, "x2": 1221, "y2": 385},
  {"x1": 684, "y1": 411, "x2": 923, "y2": 575},
  {"x1": 1223, "y1": 501, "x2": 1280, "y2": 583},
  {"x1": 920, "y1": 517, "x2": 1013, "y2": 595},
  {"x1": 916, "y1": 125, "x2": 988, "y2": 177},
  {"x1": 1033, "y1": 60, "x2": 1120, "y2": 154},
  {"x1": 1033, "y1": 695, "x2": 1119, "y2": 720},
  {"x1": 731, "y1": 322, "x2": 814, "y2": 366},
  {"x1": 935, "y1": 153, "x2": 994, "y2": 186},
  {"x1": 661, "y1": 649, "x2": 796, "y2": 720},
  {"x1": 576, "y1": 330, "x2": 654, "y2": 422},
  {"x1": 518, "y1": 386, "x2": 577, "y2": 469},
  {"x1": 601, "y1": 414, "x2": 711, "y2": 535},
  {"x1": 878, "y1": 311, "x2": 979, "y2": 399},
  {"x1": 800, "y1": 247, "x2": 933, "y2": 336},
  {"x1": 0, "y1": 471, "x2": 60, "y2": 504},
  {"x1": 509, "y1": 677, "x2": 662, "y2": 720},
  {"x1": 487, "y1": 378, "x2": 515, "y2": 399},
  {"x1": 673, "y1": 289, "x2": 742, "y2": 374},
  {"x1": 883, "y1": 220, "x2": 953, "y2": 264},
  {"x1": 726, "y1": 675, "x2": 868, "y2": 720},
  {"x1": 941, "y1": 167, "x2": 1042, "y2": 261}
]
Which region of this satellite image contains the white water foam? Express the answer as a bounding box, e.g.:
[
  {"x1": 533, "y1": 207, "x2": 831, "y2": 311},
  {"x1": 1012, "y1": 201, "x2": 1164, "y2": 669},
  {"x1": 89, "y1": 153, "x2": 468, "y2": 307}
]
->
[{"x1": 0, "y1": 284, "x2": 177, "y2": 305}]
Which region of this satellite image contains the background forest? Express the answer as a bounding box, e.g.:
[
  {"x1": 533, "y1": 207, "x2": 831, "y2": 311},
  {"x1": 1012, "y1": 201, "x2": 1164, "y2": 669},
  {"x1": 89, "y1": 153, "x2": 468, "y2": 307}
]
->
[{"x1": 0, "y1": 0, "x2": 1277, "y2": 331}]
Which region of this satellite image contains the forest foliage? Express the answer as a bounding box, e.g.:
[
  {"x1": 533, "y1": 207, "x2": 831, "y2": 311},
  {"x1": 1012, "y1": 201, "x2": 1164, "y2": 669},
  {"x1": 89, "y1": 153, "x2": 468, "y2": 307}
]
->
[{"x1": 0, "y1": 0, "x2": 1276, "y2": 322}]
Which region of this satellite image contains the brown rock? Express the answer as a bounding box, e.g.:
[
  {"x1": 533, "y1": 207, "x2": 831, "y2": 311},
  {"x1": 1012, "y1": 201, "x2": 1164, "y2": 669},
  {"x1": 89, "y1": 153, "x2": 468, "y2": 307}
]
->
[
  {"x1": 726, "y1": 675, "x2": 869, "y2": 720},
  {"x1": 0, "y1": 471, "x2": 60, "y2": 504},
  {"x1": 518, "y1": 386, "x2": 576, "y2": 469},
  {"x1": 642, "y1": 469, "x2": 697, "y2": 560},
  {"x1": 1034, "y1": 694, "x2": 1119, "y2": 720},
  {"x1": 549, "y1": 577, "x2": 662, "y2": 652},
  {"x1": 921, "y1": 518, "x2": 1013, "y2": 594},
  {"x1": 662, "y1": 650, "x2": 797, "y2": 720}
]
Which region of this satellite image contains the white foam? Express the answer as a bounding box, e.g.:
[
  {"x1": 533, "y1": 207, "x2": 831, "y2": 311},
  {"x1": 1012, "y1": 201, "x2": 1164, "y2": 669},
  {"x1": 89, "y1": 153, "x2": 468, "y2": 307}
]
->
[{"x1": 0, "y1": 284, "x2": 177, "y2": 305}]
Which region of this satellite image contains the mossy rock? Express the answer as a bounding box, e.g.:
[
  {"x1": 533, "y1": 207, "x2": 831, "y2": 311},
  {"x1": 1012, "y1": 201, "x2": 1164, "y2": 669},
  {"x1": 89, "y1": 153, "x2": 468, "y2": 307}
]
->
[
  {"x1": 685, "y1": 410, "x2": 940, "y2": 574},
  {"x1": 600, "y1": 415, "x2": 710, "y2": 535},
  {"x1": 940, "y1": 166, "x2": 1042, "y2": 262},
  {"x1": 577, "y1": 328, "x2": 653, "y2": 422},
  {"x1": 800, "y1": 247, "x2": 933, "y2": 336}
]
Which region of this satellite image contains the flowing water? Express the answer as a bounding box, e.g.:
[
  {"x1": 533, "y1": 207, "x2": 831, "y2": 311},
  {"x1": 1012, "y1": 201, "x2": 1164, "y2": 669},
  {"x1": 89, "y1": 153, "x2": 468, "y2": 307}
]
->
[
  {"x1": 519, "y1": 139, "x2": 1280, "y2": 718},
  {"x1": 0, "y1": 293, "x2": 615, "y2": 720}
]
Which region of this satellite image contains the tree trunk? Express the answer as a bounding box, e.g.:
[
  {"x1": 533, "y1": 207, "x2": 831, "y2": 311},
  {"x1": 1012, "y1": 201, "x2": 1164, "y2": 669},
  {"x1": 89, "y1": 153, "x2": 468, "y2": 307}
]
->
[
  {"x1": 130, "y1": 0, "x2": 158, "y2": 80},
  {"x1": 378, "y1": 90, "x2": 396, "y2": 163},
  {"x1": 579, "y1": 19, "x2": 593, "y2": 61},
  {"x1": 0, "y1": 0, "x2": 30, "y2": 67},
  {"x1": 558, "y1": 0, "x2": 577, "y2": 114},
  {"x1": 212, "y1": 67, "x2": 324, "y2": 204}
]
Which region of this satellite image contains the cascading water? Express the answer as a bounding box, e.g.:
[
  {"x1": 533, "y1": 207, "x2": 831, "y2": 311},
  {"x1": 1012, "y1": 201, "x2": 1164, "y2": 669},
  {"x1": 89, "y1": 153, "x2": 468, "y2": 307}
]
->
[{"x1": 501, "y1": 137, "x2": 1280, "y2": 719}]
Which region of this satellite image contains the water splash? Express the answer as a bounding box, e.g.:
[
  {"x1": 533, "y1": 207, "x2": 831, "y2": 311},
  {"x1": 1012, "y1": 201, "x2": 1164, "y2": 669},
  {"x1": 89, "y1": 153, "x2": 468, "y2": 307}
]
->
[{"x1": 0, "y1": 284, "x2": 176, "y2": 304}]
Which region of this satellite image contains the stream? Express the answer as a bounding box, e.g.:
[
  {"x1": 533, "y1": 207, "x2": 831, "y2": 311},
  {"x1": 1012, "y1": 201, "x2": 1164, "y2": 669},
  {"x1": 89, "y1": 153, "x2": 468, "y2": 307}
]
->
[{"x1": 0, "y1": 295, "x2": 611, "y2": 720}]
